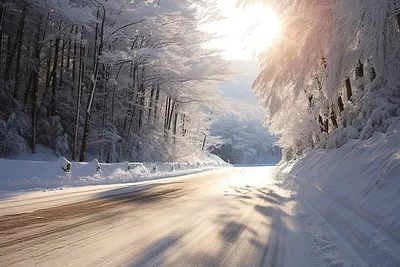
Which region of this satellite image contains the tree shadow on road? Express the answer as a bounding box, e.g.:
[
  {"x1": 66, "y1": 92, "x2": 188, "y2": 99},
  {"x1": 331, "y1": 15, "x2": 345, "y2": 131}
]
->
[
  {"x1": 95, "y1": 182, "x2": 186, "y2": 205},
  {"x1": 127, "y1": 232, "x2": 183, "y2": 267}
]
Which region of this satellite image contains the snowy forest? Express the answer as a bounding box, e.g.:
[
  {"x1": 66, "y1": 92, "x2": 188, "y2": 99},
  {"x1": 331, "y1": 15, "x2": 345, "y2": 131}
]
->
[
  {"x1": 242, "y1": 0, "x2": 400, "y2": 160},
  {"x1": 210, "y1": 101, "x2": 280, "y2": 165},
  {"x1": 3, "y1": 0, "x2": 396, "y2": 165},
  {"x1": 0, "y1": 0, "x2": 235, "y2": 162}
]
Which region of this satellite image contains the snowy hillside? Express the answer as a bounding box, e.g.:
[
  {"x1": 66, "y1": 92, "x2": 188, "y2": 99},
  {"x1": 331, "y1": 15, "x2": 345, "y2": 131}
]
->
[{"x1": 277, "y1": 121, "x2": 400, "y2": 266}]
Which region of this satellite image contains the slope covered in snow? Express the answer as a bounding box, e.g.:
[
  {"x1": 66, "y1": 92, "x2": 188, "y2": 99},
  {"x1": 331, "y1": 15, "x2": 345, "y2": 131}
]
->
[{"x1": 277, "y1": 122, "x2": 400, "y2": 266}]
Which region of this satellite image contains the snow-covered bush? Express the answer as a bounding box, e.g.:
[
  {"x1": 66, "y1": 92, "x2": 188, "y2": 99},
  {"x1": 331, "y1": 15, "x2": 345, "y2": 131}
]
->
[
  {"x1": 0, "y1": 85, "x2": 31, "y2": 157},
  {"x1": 0, "y1": 118, "x2": 28, "y2": 157},
  {"x1": 36, "y1": 113, "x2": 69, "y2": 157}
]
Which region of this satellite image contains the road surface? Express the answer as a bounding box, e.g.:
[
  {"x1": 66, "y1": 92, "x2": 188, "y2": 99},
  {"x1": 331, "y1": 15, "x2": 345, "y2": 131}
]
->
[{"x1": 0, "y1": 167, "x2": 310, "y2": 266}]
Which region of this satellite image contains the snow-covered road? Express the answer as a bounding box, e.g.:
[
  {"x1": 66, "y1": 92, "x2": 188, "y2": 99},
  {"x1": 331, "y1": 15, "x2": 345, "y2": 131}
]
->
[
  {"x1": 0, "y1": 167, "x2": 307, "y2": 266},
  {"x1": 1, "y1": 167, "x2": 398, "y2": 266}
]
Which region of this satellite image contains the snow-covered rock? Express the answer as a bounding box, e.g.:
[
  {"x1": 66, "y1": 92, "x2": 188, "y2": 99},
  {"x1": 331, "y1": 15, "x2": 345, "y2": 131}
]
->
[{"x1": 58, "y1": 157, "x2": 71, "y2": 172}]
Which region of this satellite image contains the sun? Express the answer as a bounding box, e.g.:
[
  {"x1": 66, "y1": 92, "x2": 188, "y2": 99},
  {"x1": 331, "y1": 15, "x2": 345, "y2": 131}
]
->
[
  {"x1": 237, "y1": 7, "x2": 282, "y2": 58},
  {"x1": 204, "y1": 1, "x2": 282, "y2": 60}
]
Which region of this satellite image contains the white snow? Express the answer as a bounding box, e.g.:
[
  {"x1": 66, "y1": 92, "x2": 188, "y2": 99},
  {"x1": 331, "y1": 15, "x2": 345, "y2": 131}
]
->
[
  {"x1": 0, "y1": 155, "x2": 229, "y2": 191},
  {"x1": 0, "y1": 166, "x2": 311, "y2": 267},
  {"x1": 276, "y1": 123, "x2": 400, "y2": 266}
]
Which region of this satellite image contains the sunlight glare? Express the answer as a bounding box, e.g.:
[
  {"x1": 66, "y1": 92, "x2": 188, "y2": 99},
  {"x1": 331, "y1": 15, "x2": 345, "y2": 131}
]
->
[{"x1": 205, "y1": 1, "x2": 282, "y2": 60}]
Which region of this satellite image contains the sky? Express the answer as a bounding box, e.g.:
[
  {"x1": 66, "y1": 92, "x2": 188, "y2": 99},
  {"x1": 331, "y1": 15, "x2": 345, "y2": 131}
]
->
[
  {"x1": 203, "y1": 0, "x2": 281, "y2": 105},
  {"x1": 219, "y1": 60, "x2": 259, "y2": 104}
]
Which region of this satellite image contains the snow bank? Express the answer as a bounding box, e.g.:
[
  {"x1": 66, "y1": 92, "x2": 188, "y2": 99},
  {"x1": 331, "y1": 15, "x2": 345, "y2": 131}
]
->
[
  {"x1": 0, "y1": 156, "x2": 229, "y2": 191},
  {"x1": 279, "y1": 121, "x2": 400, "y2": 266}
]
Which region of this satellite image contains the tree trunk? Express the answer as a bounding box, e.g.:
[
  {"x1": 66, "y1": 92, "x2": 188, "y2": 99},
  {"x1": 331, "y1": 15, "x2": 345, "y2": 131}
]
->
[
  {"x1": 168, "y1": 100, "x2": 176, "y2": 130},
  {"x1": 330, "y1": 105, "x2": 338, "y2": 128},
  {"x1": 147, "y1": 85, "x2": 155, "y2": 123},
  {"x1": 31, "y1": 15, "x2": 42, "y2": 154},
  {"x1": 79, "y1": 5, "x2": 105, "y2": 162},
  {"x1": 0, "y1": 2, "x2": 6, "y2": 62},
  {"x1": 23, "y1": 71, "x2": 33, "y2": 104},
  {"x1": 100, "y1": 65, "x2": 109, "y2": 162},
  {"x1": 107, "y1": 82, "x2": 117, "y2": 163},
  {"x1": 324, "y1": 119, "x2": 329, "y2": 133},
  {"x1": 59, "y1": 38, "x2": 66, "y2": 86},
  {"x1": 370, "y1": 67, "x2": 376, "y2": 82},
  {"x1": 5, "y1": 13, "x2": 25, "y2": 82},
  {"x1": 50, "y1": 36, "x2": 60, "y2": 116},
  {"x1": 72, "y1": 41, "x2": 85, "y2": 160},
  {"x1": 72, "y1": 25, "x2": 78, "y2": 88},
  {"x1": 138, "y1": 66, "x2": 145, "y2": 129},
  {"x1": 337, "y1": 96, "x2": 344, "y2": 112},
  {"x1": 396, "y1": 12, "x2": 400, "y2": 30},
  {"x1": 318, "y1": 115, "x2": 325, "y2": 132},
  {"x1": 13, "y1": 9, "x2": 26, "y2": 97},
  {"x1": 121, "y1": 63, "x2": 137, "y2": 139},
  {"x1": 138, "y1": 83, "x2": 145, "y2": 130},
  {"x1": 92, "y1": 9, "x2": 100, "y2": 70},
  {"x1": 31, "y1": 71, "x2": 38, "y2": 154},
  {"x1": 45, "y1": 39, "x2": 53, "y2": 114},
  {"x1": 355, "y1": 60, "x2": 364, "y2": 78},
  {"x1": 0, "y1": 4, "x2": 5, "y2": 74},
  {"x1": 154, "y1": 85, "x2": 160, "y2": 122},
  {"x1": 345, "y1": 77, "x2": 352, "y2": 101},
  {"x1": 123, "y1": 92, "x2": 138, "y2": 159},
  {"x1": 66, "y1": 31, "x2": 72, "y2": 72},
  {"x1": 173, "y1": 112, "x2": 178, "y2": 144},
  {"x1": 164, "y1": 96, "x2": 170, "y2": 130},
  {"x1": 355, "y1": 60, "x2": 364, "y2": 91},
  {"x1": 5, "y1": 34, "x2": 11, "y2": 72},
  {"x1": 173, "y1": 113, "x2": 178, "y2": 135}
]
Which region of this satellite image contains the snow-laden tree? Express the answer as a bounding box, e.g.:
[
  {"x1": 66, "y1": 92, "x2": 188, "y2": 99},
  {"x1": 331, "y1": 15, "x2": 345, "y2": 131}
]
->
[
  {"x1": 209, "y1": 99, "x2": 280, "y2": 164},
  {"x1": 0, "y1": 0, "x2": 231, "y2": 162},
  {"x1": 240, "y1": 0, "x2": 400, "y2": 159},
  {"x1": 210, "y1": 114, "x2": 280, "y2": 164}
]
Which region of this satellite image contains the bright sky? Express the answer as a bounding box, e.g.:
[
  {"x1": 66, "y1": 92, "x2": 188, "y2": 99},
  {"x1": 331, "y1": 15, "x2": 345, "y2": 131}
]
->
[{"x1": 205, "y1": 0, "x2": 282, "y2": 60}]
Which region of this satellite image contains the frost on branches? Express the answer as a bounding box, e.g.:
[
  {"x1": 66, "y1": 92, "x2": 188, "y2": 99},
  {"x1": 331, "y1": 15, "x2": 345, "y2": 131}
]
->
[
  {"x1": 0, "y1": 0, "x2": 231, "y2": 162},
  {"x1": 242, "y1": 0, "x2": 400, "y2": 160}
]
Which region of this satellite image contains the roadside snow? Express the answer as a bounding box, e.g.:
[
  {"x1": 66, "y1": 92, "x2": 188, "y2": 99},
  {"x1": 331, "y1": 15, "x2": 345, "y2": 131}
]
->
[
  {"x1": 0, "y1": 155, "x2": 229, "y2": 191},
  {"x1": 276, "y1": 124, "x2": 400, "y2": 267}
]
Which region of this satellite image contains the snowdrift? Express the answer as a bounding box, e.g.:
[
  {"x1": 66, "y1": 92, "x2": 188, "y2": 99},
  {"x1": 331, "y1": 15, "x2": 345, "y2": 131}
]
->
[
  {"x1": 279, "y1": 122, "x2": 400, "y2": 266},
  {"x1": 0, "y1": 156, "x2": 229, "y2": 191}
]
